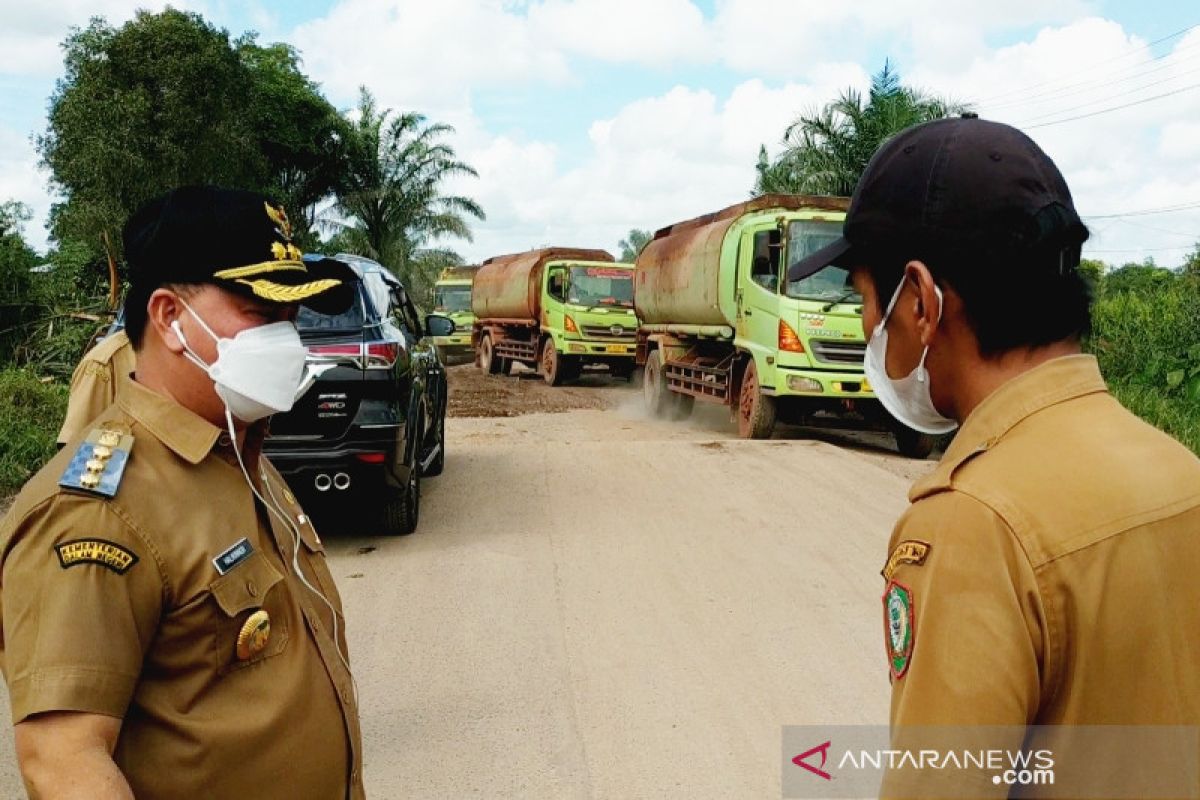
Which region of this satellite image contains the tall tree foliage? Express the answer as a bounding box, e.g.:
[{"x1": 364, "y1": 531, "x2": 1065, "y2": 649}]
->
[
  {"x1": 38, "y1": 10, "x2": 346, "y2": 261},
  {"x1": 617, "y1": 229, "x2": 652, "y2": 262},
  {"x1": 331, "y1": 88, "x2": 484, "y2": 304},
  {"x1": 755, "y1": 63, "x2": 969, "y2": 197}
]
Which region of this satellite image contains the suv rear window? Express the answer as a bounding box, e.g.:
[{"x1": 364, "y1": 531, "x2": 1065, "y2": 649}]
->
[{"x1": 296, "y1": 290, "x2": 369, "y2": 332}]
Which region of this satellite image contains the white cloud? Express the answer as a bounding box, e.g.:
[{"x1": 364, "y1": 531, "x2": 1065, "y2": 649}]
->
[
  {"x1": 291, "y1": 0, "x2": 572, "y2": 117},
  {"x1": 907, "y1": 18, "x2": 1200, "y2": 263},
  {"x1": 0, "y1": 126, "x2": 52, "y2": 250},
  {"x1": 0, "y1": 1, "x2": 197, "y2": 77},
  {"x1": 526, "y1": 0, "x2": 711, "y2": 66}
]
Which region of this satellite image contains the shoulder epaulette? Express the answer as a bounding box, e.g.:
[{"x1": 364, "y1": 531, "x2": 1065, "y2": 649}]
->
[{"x1": 59, "y1": 427, "x2": 134, "y2": 498}]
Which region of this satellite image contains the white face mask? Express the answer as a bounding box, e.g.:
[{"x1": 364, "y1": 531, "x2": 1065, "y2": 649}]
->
[
  {"x1": 171, "y1": 300, "x2": 308, "y2": 423},
  {"x1": 863, "y1": 279, "x2": 959, "y2": 435}
]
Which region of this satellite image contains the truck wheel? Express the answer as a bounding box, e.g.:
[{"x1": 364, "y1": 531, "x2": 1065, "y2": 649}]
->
[
  {"x1": 892, "y1": 424, "x2": 936, "y2": 459},
  {"x1": 644, "y1": 350, "x2": 672, "y2": 416},
  {"x1": 480, "y1": 335, "x2": 501, "y2": 375},
  {"x1": 541, "y1": 339, "x2": 566, "y2": 386},
  {"x1": 737, "y1": 360, "x2": 776, "y2": 439}
]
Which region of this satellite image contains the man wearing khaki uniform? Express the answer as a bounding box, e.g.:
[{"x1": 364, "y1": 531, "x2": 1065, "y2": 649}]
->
[
  {"x1": 1, "y1": 187, "x2": 365, "y2": 798},
  {"x1": 790, "y1": 116, "x2": 1200, "y2": 796},
  {"x1": 56, "y1": 328, "x2": 136, "y2": 445}
]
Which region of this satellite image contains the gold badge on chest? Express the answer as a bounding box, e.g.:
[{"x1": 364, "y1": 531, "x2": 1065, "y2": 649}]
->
[{"x1": 236, "y1": 609, "x2": 272, "y2": 660}]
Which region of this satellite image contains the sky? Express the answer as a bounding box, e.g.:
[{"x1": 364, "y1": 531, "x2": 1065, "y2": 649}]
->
[{"x1": 1, "y1": 0, "x2": 1198, "y2": 268}]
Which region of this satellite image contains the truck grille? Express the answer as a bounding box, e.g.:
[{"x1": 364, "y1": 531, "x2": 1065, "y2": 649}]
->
[
  {"x1": 810, "y1": 339, "x2": 866, "y2": 365},
  {"x1": 581, "y1": 324, "x2": 636, "y2": 340}
]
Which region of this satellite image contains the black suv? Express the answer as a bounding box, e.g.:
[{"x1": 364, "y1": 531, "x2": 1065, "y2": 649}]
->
[{"x1": 265, "y1": 254, "x2": 454, "y2": 535}]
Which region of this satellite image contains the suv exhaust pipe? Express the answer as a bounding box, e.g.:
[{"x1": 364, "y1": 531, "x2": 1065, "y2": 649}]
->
[
  {"x1": 314, "y1": 473, "x2": 333, "y2": 492},
  {"x1": 333, "y1": 472, "x2": 351, "y2": 491}
]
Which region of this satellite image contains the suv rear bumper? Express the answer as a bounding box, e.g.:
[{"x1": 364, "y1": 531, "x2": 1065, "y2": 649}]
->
[{"x1": 265, "y1": 423, "x2": 408, "y2": 488}]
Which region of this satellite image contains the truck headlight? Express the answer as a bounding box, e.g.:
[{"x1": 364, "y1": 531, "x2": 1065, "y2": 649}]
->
[{"x1": 787, "y1": 376, "x2": 823, "y2": 393}]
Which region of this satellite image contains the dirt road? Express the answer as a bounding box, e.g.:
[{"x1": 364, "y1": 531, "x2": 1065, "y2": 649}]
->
[{"x1": 0, "y1": 367, "x2": 933, "y2": 798}]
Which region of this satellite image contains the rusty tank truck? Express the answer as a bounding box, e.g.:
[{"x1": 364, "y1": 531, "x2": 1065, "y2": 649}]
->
[
  {"x1": 472, "y1": 247, "x2": 639, "y2": 385},
  {"x1": 634, "y1": 194, "x2": 935, "y2": 457}
]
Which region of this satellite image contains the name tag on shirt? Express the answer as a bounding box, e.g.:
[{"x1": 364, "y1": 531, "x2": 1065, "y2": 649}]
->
[{"x1": 213, "y1": 538, "x2": 254, "y2": 575}]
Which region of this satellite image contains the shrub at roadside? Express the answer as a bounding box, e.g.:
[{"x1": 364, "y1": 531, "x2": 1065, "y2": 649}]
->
[
  {"x1": 1089, "y1": 277, "x2": 1200, "y2": 455},
  {"x1": 0, "y1": 368, "x2": 68, "y2": 495}
]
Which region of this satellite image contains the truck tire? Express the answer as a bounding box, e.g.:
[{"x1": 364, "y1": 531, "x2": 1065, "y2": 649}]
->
[
  {"x1": 480, "y1": 335, "x2": 502, "y2": 375},
  {"x1": 644, "y1": 350, "x2": 693, "y2": 419},
  {"x1": 541, "y1": 338, "x2": 566, "y2": 386},
  {"x1": 737, "y1": 359, "x2": 776, "y2": 439},
  {"x1": 892, "y1": 424, "x2": 936, "y2": 459}
]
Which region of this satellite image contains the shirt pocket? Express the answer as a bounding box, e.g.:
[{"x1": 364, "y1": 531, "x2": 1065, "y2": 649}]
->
[{"x1": 209, "y1": 551, "x2": 291, "y2": 675}]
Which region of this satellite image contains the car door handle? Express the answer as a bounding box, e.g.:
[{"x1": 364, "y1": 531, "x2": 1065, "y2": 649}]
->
[{"x1": 744, "y1": 309, "x2": 753, "y2": 316}]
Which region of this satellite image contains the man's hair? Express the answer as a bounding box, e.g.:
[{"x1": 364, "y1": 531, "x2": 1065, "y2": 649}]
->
[
  {"x1": 863, "y1": 230, "x2": 1093, "y2": 357},
  {"x1": 124, "y1": 282, "x2": 199, "y2": 349}
]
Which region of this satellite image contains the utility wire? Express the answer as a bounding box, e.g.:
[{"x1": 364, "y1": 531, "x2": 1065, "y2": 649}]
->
[
  {"x1": 970, "y1": 23, "x2": 1198, "y2": 105},
  {"x1": 1023, "y1": 82, "x2": 1200, "y2": 129},
  {"x1": 1011, "y1": 63, "x2": 1200, "y2": 125},
  {"x1": 1084, "y1": 200, "x2": 1200, "y2": 219},
  {"x1": 985, "y1": 43, "x2": 1200, "y2": 112}
]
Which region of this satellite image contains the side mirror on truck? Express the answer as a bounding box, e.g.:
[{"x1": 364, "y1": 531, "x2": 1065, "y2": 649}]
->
[{"x1": 425, "y1": 314, "x2": 455, "y2": 338}]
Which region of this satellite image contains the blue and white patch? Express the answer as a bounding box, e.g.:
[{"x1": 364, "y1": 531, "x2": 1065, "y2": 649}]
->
[
  {"x1": 212, "y1": 538, "x2": 254, "y2": 575},
  {"x1": 59, "y1": 428, "x2": 134, "y2": 498}
]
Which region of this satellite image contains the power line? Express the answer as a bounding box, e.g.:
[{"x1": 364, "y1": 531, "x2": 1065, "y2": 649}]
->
[
  {"x1": 1011, "y1": 62, "x2": 1200, "y2": 126},
  {"x1": 969, "y1": 23, "x2": 1199, "y2": 106},
  {"x1": 1023, "y1": 82, "x2": 1200, "y2": 129},
  {"x1": 1084, "y1": 200, "x2": 1200, "y2": 219},
  {"x1": 985, "y1": 43, "x2": 1200, "y2": 113},
  {"x1": 1109, "y1": 217, "x2": 1200, "y2": 238}
]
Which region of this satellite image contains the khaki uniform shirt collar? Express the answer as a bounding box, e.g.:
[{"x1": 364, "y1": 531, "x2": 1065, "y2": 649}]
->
[
  {"x1": 909, "y1": 354, "x2": 1109, "y2": 501},
  {"x1": 117, "y1": 378, "x2": 221, "y2": 464}
]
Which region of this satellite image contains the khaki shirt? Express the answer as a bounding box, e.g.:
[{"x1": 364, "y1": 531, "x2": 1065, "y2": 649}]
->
[
  {"x1": 880, "y1": 355, "x2": 1200, "y2": 794},
  {"x1": 2, "y1": 377, "x2": 364, "y2": 799},
  {"x1": 57, "y1": 330, "x2": 136, "y2": 445}
]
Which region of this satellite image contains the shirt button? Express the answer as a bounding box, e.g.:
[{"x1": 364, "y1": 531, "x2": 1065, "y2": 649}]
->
[
  {"x1": 218, "y1": 433, "x2": 232, "y2": 447},
  {"x1": 351, "y1": 769, "x2": 359, "y2": 784},
  {"x1": 247, "y1": 580, "x2": 258, "y2": 597}
]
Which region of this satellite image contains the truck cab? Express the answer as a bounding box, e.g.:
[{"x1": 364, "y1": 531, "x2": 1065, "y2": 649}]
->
[
  {"x1": 539, "y1": 260, "x2": 638, "y2": 383},
  {"x1": 432, "y1": 268, "x2": 478, "y2": 365}
]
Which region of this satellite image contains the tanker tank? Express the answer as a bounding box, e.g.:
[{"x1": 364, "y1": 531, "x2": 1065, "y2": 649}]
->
[{"x1": 472, "y1": 248, "x2": 614, "y2": 322}]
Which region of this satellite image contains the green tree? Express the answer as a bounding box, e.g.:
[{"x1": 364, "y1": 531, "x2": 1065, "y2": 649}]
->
[
  {"x1": 617, "y1": 229, "x2": 652, "y2": 262},
  {"x1": 1103, "y1": 258, "x2": 1176, "y2": 297},
  {"x1": 0, "y1": 202, "x2": 42, "y2": 363},
  {"x1": 38, "y1": 10, "x2": 347, "y2": 261},
  {"x1": 755, "y1": 62, "x2": 969, "y2": 196},
  {"x1": 331, "y1": 88, "x2": 484, "y2": 304}
]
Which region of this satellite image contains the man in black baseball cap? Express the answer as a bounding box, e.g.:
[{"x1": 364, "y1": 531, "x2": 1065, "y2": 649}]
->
[{"x1": 824, "y1": 118, "x2": 1200, "y2": 796}]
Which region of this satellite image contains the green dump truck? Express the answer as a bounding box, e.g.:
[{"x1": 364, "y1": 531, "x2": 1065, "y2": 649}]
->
[
  {"x1": 635, "y1": 194, "x2": 935, "y2": 457},
  {"x1": 432, "y1": 265, "x2": 479, "y2": 364},
  {"x1": 472, "y1": 248, "x2": 638, "y2": 385}
]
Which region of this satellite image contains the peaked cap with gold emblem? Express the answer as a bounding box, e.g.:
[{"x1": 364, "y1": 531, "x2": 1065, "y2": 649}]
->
[{"x1": 123, "y1": 186, "x2": 357, "y2": 314}]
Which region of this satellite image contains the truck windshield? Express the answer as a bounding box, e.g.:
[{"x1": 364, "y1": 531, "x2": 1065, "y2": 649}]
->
[
  {"x1": 784, "y1": 219, "x2": 861, "y2": 304},
  {"x1": 434, "y1": 285, "x2": 472, "y2": 312},
  {"x1": 568, "y1": 267, "x2": 634, "y2": 308}
]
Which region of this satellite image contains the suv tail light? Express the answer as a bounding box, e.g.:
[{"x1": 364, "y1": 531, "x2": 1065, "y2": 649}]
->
[
  {"x1": 306, "y1": 341, "x2": 401, "y2": 369},
  {"x1": 364, "y1": 342, "x2": 399, "y2": 369}
]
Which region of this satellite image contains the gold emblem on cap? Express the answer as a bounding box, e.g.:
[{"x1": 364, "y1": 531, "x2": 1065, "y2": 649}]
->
[
  {"x1": 264, "y1": 202, "x2": 294, "y2": 239},
  {"x1": 236, "y1": 609, "x2": 272, "y2": 661}
]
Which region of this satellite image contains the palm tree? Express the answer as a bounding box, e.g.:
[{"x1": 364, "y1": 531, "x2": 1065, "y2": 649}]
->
[
  {"x1": 755, "y1": 63, "x2": 970, "y2": 197},
  {"x1": 617, "y1": 229, "x2": 652, "y2": 262},
  {"x1": 330, "y1": 88, "x2": 484, "y2": 303}
]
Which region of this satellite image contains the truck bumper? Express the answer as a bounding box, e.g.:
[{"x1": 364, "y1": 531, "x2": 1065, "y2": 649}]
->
[
  {"x1": 562, "y1": 340, "x2": 637, "y2": 359},
  {"x1": 768, "y1": 365, "x2": 875, "y2": 398}
]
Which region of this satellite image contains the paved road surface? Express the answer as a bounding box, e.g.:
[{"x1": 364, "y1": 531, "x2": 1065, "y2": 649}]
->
[{"x1": 0, "y1": 389, "x2": 933, "y2": 798}]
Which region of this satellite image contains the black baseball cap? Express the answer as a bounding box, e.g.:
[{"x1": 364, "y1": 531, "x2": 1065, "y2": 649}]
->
[
  {"x1": 124, "y1": 185, "x2": 357, "y2": 314},
  {"x1": 788, "y1": 115, "x2": 1086, "y2": 281}
]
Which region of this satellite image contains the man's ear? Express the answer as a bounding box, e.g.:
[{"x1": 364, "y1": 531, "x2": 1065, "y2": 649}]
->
[
  {"x1": 146, "y1": 288, "x2": 186, "y2": 354},
  {"x1": 904, "y1": 261, "x2": 941, "y2": 347}
]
